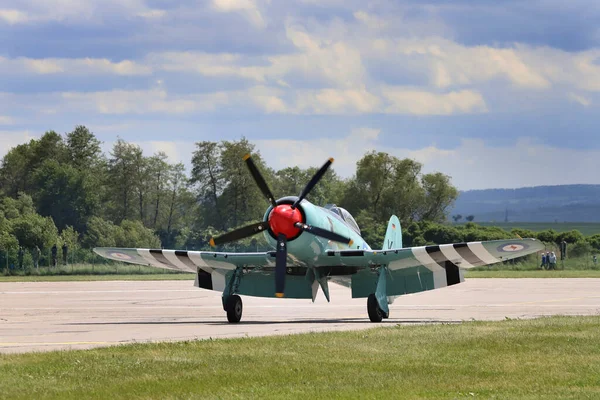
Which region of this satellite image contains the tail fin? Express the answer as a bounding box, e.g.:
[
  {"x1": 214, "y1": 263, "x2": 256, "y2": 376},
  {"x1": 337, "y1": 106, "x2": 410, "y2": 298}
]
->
[{"x1": 382, "y1": 215, "x2": 402, "y2": 250}]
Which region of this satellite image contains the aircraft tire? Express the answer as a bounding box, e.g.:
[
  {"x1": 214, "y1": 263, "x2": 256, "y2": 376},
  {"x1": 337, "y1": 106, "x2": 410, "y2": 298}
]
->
[
  {"x1": 367, "y1": 293, "x2": 384, "y2": 322},
  {"x1": 226, "y1": 295, "x2": 243, "y2": 323}
]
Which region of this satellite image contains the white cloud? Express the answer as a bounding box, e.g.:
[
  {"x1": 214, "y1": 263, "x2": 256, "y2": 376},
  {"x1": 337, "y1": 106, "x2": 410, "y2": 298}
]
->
[
  {"x1": 256, "y1": 130, "x2": 600, "y2": 190},
  {"x1": 0, "y1": 116, "x2": 15, "y2": 125},
  {"x1": 211, "y1": 0, "x2": 265, "y2": 28},
  {"x1": 0, "y1": 130, "x2": 36, "y2": 158},
  {"x1": 146, "y1": 52, "x2": 266, "y2": 82},
  {"x1": 136, "y1": 9, "x2": 166, "y2": 19},
  {"x1": 0, "y1": 9, "x2": 29, "y2": 24},
  {"x1": 381, "y1": 88, "x2": 487, "y2": 115},
  {"x1": 61, "y1": 89, "x2": 233, "y2": 115},
  {"x1": 568, "y1": 93, "x2": 592, "y2": 107},
  {"x1": 294, "y1": 88, "x2": 380, "y2": 114},
  {"x1": 0, "y1": 57, "x2": 152, "y2": 76},
  {"x1": 353, "y1": 11, "x2": 388, "y2": 30}
]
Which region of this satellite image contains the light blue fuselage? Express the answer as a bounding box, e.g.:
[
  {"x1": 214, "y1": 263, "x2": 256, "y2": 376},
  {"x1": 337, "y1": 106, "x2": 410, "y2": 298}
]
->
[{"x1": 262, "y1": 197, "x2": 371, "y2": 263}]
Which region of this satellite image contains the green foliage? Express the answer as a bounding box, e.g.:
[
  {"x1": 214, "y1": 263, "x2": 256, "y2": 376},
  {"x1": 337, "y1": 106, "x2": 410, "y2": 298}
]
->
[
  {"x1": 586, "y1": 234, "x2": 600, "y2": 251},
  {"x1": 569, "y1": 241, "x2": 593, "y2": 258},
  {"x1": 11, "y1": 213, "x2": 58, "y2": 250}
]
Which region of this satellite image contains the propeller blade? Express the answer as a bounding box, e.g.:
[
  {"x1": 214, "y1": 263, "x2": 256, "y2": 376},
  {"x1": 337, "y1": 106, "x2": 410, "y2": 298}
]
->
[
  {"x1": 244, "y1": 154, "x2": 277, "y2": 207},
  {"x1": 275, "y1": 234, "x2": 287, "y2": 298},
  {"x1": 292, "y1": 158, "x2": 333, "y2": 209},
  {"x1": 210, "y1": 221, "x2": 269, "y2": 247},
  {"x1": 294, "y1": 222, "x2": 354, "y2": 246}
]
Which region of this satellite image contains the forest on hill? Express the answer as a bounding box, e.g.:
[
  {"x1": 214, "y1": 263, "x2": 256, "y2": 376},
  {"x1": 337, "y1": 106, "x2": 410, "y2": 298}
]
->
[{"x1": 452, "y1": 185, "x2": 600, "y2": 222}]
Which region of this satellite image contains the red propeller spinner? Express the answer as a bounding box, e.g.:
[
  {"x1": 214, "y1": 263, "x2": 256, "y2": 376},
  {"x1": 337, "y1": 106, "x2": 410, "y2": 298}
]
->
[{"x1": 268, "y1": 204, "x2": 304, "y2": 240}]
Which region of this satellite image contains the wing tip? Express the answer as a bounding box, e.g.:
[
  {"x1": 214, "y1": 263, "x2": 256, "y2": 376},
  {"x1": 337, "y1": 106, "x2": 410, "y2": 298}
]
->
[
  {"x1": 243, "y1": 153, "x2": 251, "y2": 161},
  {"x1": 275, "y1": 293, "x2": 284, "y2": 298},
  {"x1": 209, "y1": 238, "x2": 216, "y2": 247}
]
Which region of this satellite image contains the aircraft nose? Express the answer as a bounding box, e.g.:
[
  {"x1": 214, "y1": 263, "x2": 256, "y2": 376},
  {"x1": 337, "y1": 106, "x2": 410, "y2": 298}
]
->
[{"x1": 268, "y1": 204, "x2": 303, "y2": 239}]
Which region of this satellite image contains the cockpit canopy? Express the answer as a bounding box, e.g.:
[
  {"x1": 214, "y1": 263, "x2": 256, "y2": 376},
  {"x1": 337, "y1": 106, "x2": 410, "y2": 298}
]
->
[{"x1": 324, "y1": 204, "x2": 360, "y2": 235}]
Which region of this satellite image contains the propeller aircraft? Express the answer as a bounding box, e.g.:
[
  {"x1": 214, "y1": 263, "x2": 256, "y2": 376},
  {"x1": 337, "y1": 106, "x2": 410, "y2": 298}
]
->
[{"x1": 94, "y1": 155, "x2": 544, "y2": 323}]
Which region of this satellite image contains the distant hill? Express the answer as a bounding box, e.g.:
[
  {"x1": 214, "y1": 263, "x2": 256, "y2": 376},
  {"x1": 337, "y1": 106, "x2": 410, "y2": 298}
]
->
[{"x1": 451, "y1": 185, "x2": 600, "y2": 222}]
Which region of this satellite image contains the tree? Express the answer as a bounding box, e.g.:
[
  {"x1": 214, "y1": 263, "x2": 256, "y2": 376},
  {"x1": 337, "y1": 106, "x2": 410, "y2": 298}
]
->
[
  {"x1": 105, "y1": 139, "x2": 144, "y2": 223},
  {"x1": 465, "y1": 215, "x2": 475, "y2": 222},
  {"x1": 32, "y1": 160, "x2": 99, "y2": 232},
  {"x1": 416, "y1": 172, "x2": 459, "y2": 222},
  {"x1": 452, "y1": 214, "x2": 463, "y2": 222},
  {"x1": 65, "y1": 125, "x2": 103, "y2": 170},
  {"x1": 147, "y1": 152, "x2": 170, "y2": 228},
  {"x1": 189, "y1": 141, "x2": 225, "y2": 229},
  {"x1": 341, "y1": 151, "x2": 457, "y2": 226},
  {"x1": 218, "y1": 138, "x2": 271, "y2": 230}
]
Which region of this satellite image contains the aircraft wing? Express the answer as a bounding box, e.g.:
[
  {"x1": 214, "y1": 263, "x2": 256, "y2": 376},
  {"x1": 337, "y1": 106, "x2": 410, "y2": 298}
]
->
[
  {"x1": 320, "y1": 238, "x2": 544, "y2": 299},
  {"x1": 93, "y1": 247, "x2": 313, "y2": 299},
  {"x1": 318, "y1": 238, "x2": 544, "y2": 270},
  {"x1": 93, "y1": 247, "x2": 276, "y2": 273}
]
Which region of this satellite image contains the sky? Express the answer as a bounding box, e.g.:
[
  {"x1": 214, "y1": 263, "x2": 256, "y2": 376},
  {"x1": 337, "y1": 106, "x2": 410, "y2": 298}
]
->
[{"x1": 1, "y1": 0, "x2": 600, "y2": 190}]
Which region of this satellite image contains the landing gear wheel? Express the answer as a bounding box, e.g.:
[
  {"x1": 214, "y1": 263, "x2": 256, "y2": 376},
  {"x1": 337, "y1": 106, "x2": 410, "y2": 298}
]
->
[
  {"x1": 367, "y1": 293, "x2": 384, "y2": 322},
  {"x1": 226, "y1": 295, "x2": 243, "y2": 323}
]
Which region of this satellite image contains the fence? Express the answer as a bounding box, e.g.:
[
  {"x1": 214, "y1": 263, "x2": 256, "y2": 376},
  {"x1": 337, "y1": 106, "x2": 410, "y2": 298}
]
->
[{"x1": 0, "y1": 248, "x2": 188, "y2": 276}]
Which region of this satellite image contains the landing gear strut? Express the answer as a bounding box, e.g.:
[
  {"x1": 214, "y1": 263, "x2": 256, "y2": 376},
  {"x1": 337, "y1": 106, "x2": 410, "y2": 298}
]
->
[
  {"x1": 225, "y1": 295, "x2": 243, "y2": 323},
  {"x1": 367, "y1": 293, "x2": 388, "y2": 322}
]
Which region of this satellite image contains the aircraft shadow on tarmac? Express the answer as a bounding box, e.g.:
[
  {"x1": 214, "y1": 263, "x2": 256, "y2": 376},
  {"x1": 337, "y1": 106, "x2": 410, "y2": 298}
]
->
[{"x1": 63, "y1": 319, "x2": 462, "y2": 326}]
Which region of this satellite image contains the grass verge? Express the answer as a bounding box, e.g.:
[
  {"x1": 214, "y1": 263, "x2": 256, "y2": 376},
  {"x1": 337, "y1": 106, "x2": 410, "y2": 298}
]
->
[
  {"x1": 1, "y1": 316, "x2": 599, "y2": 399},
  {"x1": 0, "y1": 273, "x2": 194, "y2": 282},
  {"x1": 465, "y1": 269, "x2": 600, "y2": 278}
]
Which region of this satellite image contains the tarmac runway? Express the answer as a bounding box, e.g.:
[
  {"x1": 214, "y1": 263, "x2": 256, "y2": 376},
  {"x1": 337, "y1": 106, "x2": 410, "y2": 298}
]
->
[{"x1": 1, "y1": 278, "x2": 599, "y2": 354}]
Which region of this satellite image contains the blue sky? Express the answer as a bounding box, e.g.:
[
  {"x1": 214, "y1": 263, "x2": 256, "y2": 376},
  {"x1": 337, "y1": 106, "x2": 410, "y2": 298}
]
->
[{"x1": 1, "y1": 0, "x2": 599, "y2": 190}]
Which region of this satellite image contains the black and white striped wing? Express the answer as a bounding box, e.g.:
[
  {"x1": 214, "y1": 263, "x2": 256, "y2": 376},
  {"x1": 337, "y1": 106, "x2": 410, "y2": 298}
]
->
[
  {"x1": 321, "y1": 238, "x2": 544, "y2": 270},
  {"x1": 93, "y1": 247, "x2": 275, "y2": 273}
]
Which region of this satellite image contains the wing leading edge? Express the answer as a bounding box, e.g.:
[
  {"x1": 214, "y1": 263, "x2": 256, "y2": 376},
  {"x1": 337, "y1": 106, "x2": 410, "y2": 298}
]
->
[
  {"x1": 320, "y1": 238, "x2": 544, "y2": 270},
  {"x1": 93, "y1": 247, "x2": 276, "y2": 273}
]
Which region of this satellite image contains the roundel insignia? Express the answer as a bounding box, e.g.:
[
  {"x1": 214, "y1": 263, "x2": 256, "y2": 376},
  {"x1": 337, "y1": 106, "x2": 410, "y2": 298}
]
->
[
  {"x1": 109, "y1": 252, "x2": 134, "y2": 260},
  {"x1": 497, "y1": 243, "x2": 529, "y2": 252}
]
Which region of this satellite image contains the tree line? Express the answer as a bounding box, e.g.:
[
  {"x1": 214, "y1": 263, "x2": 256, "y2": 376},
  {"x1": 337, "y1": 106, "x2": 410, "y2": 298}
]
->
[{"x1": 0, "y1": 126, "x2": 461, "y2": 262}]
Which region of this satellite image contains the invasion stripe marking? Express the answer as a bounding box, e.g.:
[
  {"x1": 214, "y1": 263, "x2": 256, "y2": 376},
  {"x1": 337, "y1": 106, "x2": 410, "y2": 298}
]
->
[
  {"x1": 148, "y1": 249, "x2": 180, "y2": 269},
  {"x1": 467, "y1": 242, "x2": 499, "y2": 265},
  {"x1": 453, "y1": 243, "x2": 485, "y2": 267},
  {"x1": 186, "y1": 252, "x2": 212, "y2": 271},
  {"x1": 439, "y1": 244, "x2": 475, "y2": 269},
  {"x1": 412, "y1": 246, "x2": 439, "y2": 267},
  {"x1": 174, "y1": 250, "x2": 199, "y2": 270},
  {"x1": 425, "y1": 246, "x2": 449, "y2": 268},
  {"x1": 161, "y1": 250, "x2": 196, "y2": 273},
  {"x1": 136, "y1": 249, "x2": 177, "y2": 271},
  {"x1": 412, "y1": 247, "x2": 447, "y2": 289},
  {"x1": 426, "y1": 245, "x2": 462, "y2": 287}
]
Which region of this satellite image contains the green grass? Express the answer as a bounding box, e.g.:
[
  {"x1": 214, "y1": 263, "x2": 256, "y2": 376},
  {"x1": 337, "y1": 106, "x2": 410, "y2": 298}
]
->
[
  {"x1": 465, "y1": 269, "x2": 600, "y2": 278},
  {"x1": 456, "y1": 221, "x2": 600, "y2": 236},
  {"x1": 1, "y1": 316, "x2": 599, "y2": 399},
  {"x1": 1, "y1": 263, "x2": 194, "y2": 282},
  {"x1": 0, "y1": 273, "x2": 194, "y2": 282}
]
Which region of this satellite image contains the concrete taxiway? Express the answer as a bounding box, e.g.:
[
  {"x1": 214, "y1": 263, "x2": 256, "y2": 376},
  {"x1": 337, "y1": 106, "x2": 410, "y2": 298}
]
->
[{"x1": 1, "y1": 278, "x2": 599, "y2": 354}]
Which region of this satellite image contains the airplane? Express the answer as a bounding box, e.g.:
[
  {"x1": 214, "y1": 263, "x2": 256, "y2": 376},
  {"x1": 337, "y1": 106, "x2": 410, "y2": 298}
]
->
[{"x1": 94, "y1": 155, "x2": 544, "y2": 323}]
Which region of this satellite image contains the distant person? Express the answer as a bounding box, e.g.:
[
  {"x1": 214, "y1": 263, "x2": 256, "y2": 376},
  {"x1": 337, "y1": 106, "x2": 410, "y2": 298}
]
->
[
  {"x1": 51, "y1": 244, "x2": 58, "y2": 267},
  {"x1": 32, "y1": 245, "x2": 41, "y2": 269},
  {"x1": 541, "y1": 252, "x2": 547, "y2": 269},
  {"x1": 593, "y1": 255, "x2": 597, "y2": 266},
  {"x1": 546, "y1": 252, "x2": 552, "y2": 270},
  {"x1": 62, "y1": 243, "x2": 68, "y2": 266},
  {"x1": 549, "y1": 252, "x2": 557, "y2": 270}
]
